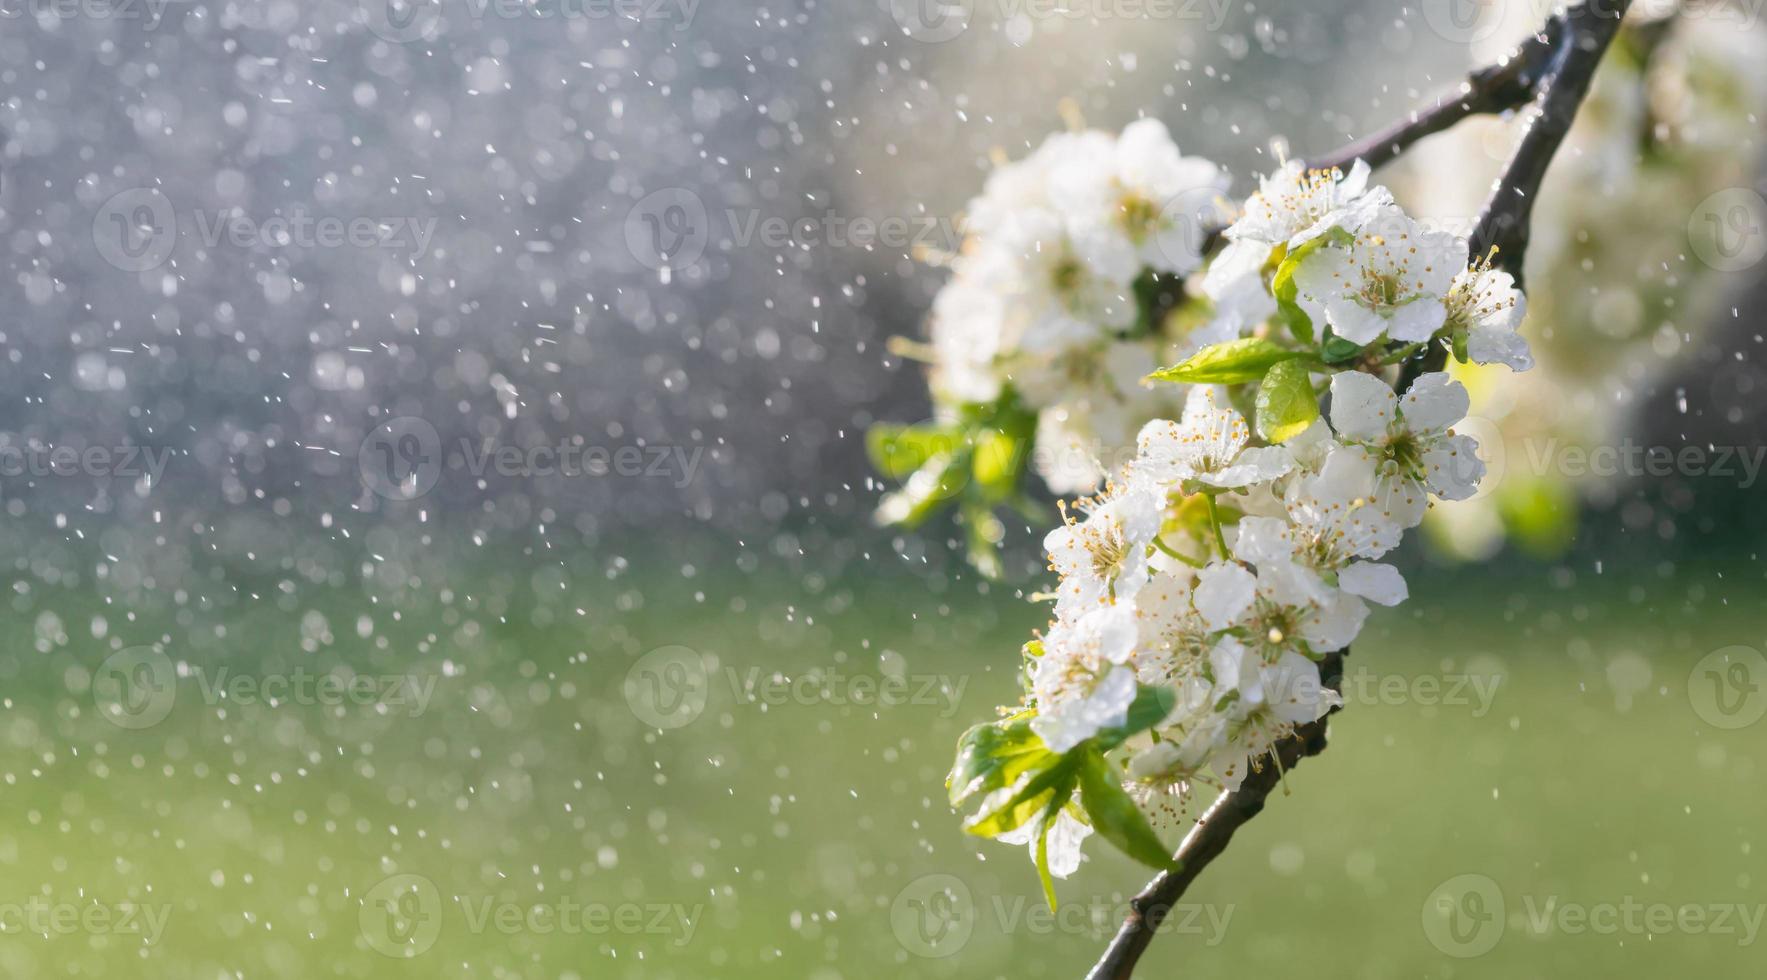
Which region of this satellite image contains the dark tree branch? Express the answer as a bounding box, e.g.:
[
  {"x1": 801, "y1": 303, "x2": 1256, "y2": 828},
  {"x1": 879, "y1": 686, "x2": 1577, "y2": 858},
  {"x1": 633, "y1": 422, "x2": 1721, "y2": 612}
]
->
[
  {"x1": 1402, "y1": 0, "x2": 1634, "y2": 389},
  {"x1": 1088, "y1": 6, "x2": 1637, "y2": 976},
  {"x1": 1467, "y1": 0, "x2": 1636, "y2": 284},
  {"x1": 1303, "y1": 20, "x2": 1563, "y2": 174}
]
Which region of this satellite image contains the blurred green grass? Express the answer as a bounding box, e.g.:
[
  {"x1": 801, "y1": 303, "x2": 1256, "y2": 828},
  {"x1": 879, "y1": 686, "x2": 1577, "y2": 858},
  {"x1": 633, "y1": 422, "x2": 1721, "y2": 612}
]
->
[{"x1": 2, "y1": 550, "x2": 1763, "y2": 977}]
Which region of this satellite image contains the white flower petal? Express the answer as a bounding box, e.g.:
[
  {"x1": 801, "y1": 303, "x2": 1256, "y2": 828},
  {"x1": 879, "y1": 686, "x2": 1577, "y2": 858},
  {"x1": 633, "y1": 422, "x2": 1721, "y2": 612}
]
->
[
  {"x1": 1338, "y1": 561, "x2": 1408, "y2": 606},
  {"x1": 1423, "y1": 432, "x2": 1485, "y2": 501},
  {"x1": 1298, "y1": 589, "x2": 1368, "y2": 650},
  {"x1": 1203, "y1": 445, "x2": 1296, "y2": 489},
  {"x1": 1399, "y1": 372, "x2": 1469, "y2": 434},
  {"x1": 1043, "y1": 808, "x2": 1094, "y2": 878},
  {"x1": 1385, "y1": 298, "x2": 1447, "y2": 343},
  {"x1": 1194, "y1": 561, "x2": 1256, "y2": 631},
  {"x1": 1468, "y1": 325, "x2": 1535, "y2": 372},
  {"x1": 1329, "y1": 371, "x2": 1397, "y2": 442},
  {"x1": 1231, "y1": 516, "x2": 1295, "y2": 566}
]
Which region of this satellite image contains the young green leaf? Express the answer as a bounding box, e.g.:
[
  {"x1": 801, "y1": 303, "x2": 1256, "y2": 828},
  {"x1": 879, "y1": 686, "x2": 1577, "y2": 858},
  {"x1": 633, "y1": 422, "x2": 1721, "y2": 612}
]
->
[
  {"x1": 1147, "y1": 337, "x2": 1302, "y2": 385},
  {"x1": 961, "y1": 501, "x2": 1006, "y2": 580},
  {"x1": 1093, "y1": 684, "x2": 1179, "y2": 750},
  {"x1": 866, "y1": 423, "x2": 962, "y2": 481},
  {"x1": 1255, "y1": 358, "x2": 1320, "y2": 443},
  {"x1": 1076, "y1": 747, "x2": 1177, "y2": 871},
  {"x1": 970, "y1": 428, "x2": 1026, "y2": 502},
  {"x1": 961, "y1": 755, "x2": 1078, "y2": 838},
  {"x1": 1034, "y1": 801, "x2": 1062, "y2": 911},
  {"x1": 873, "y1": 452, "x2": 970, "y2": 528},
  {"x1": 1321, "y1": 334, "x2": 1366, "y2": 364},
  {"x1": 946, "y1": 714, "x2": 1054, "y2": 809}
]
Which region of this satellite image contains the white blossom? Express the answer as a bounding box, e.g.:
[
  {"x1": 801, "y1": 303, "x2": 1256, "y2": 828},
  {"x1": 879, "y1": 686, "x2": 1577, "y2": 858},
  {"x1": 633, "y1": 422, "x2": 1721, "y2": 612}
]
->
[
  {"x1": 1131, "y1": 387, "x2": 1295, "y2": 491},
  {"x1": 1227, "y1": 159, "x2": 1388, "y2": 249},
  {"x1": 1329, "y1": 371, "x2": 1485, "y2": 527},
  {"x1": 1446, "y1": 257, "x2": 1533, "y2": 371},
  {"x1": 1291, "y1": 204, "x2": 1467, "y2": 345}
]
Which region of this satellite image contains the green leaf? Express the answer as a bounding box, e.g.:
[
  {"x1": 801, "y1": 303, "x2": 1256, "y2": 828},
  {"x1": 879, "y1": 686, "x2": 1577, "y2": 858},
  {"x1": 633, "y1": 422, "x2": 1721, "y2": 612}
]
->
[
  {"x1": 946, "y1": 714, "x2": 1055, "y2": 809},
  {"x1": 1275, "y1": 302, "x2": 1314, "y2": 346},
  {"x1": 970, "y1": 428, "x2": 1026, "y2": 502},
  {"x1": 866, "y1": 423, "x2": 962, "y2": 481},
  {"x1": 962, "y1": 757, "x2": 1078, "y2": 838},
  {"x1": 1077, "y1": 747, "x2": 1176, "y2": 871},
  {"x1": 1094, "y1": 684, "x2": 1179, "y2": 750},
  {"x1": 1035, "y1": 818, "x2": 1060, "y2": 911},
  {"x1": 960, "y1": 501, "x2": 1005, "y2": 580},
  {"x1": 874, "y1": 452, "x2": 970, "y2": 528},
  {"x1": 1270, "y1": 232, "x2": 1347, "y2": 345},
  {"x1": 1321, "y1": 333, "x2": 1365, "y2": 364},
  {"x1": 1147, "y1": 337, "x2": 1302, "y2": 385},
  {"x1": 1254, "y1": 358, "x2": 1320, "y2": 443}
]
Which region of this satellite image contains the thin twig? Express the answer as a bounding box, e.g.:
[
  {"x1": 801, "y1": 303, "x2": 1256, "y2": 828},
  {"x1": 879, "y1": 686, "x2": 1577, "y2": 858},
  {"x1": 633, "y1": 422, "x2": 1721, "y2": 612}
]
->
[
  {"x1": 1403, "y1": 0, "x2": 1635, "y2": 389},
  {"x1": 1303, "y1": 20, "x2": 1563, "y2": 174},
  {"x1": 1467, "y1": 0, "x2": 1636, "y2": 284},
  {"x1": 1087, "y1": 5, "x2": 1636, "y2": 976}
]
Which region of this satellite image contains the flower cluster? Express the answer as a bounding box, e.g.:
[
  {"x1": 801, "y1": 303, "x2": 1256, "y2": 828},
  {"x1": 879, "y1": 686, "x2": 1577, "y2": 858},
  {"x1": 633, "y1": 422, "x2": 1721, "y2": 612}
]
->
[
  {"x1": 925, "y1": 119, "x2": 1229, "y2": 494},
  {"x1": 880, "y1": 122, "x2": 1533, "y2": 579},
  {"x1": 947, "y1": 154, "x2": 1530, "y2": 895}
]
